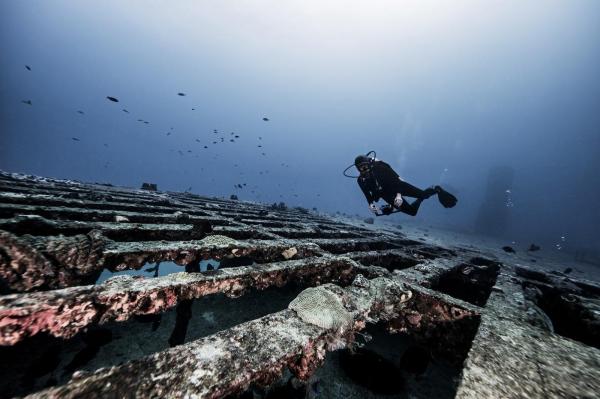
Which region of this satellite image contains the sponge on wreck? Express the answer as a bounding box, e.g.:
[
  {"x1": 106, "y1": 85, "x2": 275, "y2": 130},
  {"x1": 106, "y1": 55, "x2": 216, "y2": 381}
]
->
[{"x1": 288, "y1": 286, "x2": 353, "y2": 331}]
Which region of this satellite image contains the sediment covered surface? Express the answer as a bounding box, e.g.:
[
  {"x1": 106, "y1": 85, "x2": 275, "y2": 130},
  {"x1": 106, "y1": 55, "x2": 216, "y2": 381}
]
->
[{"x1": 1, "y1": 171, "x2": 599, "y2": 398}]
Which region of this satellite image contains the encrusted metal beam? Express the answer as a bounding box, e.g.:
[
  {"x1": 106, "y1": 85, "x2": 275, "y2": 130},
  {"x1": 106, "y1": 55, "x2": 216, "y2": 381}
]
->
[
  {"x1": 0, "y1": 256, "x2": 358, "y2": 345},
  {"x1": 26, "y1": 276, "x2": 477, "y2": 399}
]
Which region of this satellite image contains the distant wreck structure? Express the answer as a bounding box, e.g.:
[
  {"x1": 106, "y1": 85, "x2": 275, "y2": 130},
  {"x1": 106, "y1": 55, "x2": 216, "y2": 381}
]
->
[
  {"x1": 0, "y1": 171, "x2": 599, "y2": 398},
  {"x1": 474, "y1": 165, "x2": 514, "y2": 237}
]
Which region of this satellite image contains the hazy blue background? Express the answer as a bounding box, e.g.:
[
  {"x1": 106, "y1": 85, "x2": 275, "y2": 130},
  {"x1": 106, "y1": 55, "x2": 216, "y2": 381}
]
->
[{"x1": 1, "y1": 1, "x2": 599, "y2": 252}]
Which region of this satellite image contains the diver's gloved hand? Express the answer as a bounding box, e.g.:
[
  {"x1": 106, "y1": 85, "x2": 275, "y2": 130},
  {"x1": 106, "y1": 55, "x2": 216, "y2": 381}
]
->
[
  {"x1": 369, "y1": 203, "x2": 380, "y2": 215},
  {"x1": 393, "y1": 193, "x2": 403, "y2": 208}
]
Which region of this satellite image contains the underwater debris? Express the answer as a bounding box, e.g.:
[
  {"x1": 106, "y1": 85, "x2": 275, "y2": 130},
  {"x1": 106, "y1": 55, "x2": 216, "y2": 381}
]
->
[
  {"x1": 122, "y1": 109, "x2": 129, "y2": 113},
  {"x1": 106, "y1": 96, "x2": 119, "y2": 102},
  {"x1": 528, "y1": 244, "x2": 541, "y2": 252},
  {"x1": 563, "y1": 267, "x2": 573, "y2": 274},
  {"x1": 114, "y1": 215, "x2": 130, "y2": 223},
  {"x1": 270, "y1": 202, "x2": 287, "y2": 211},
  {"x1": 502, "y1": 246, "x2": 516, "y2": 253},
  {"x1": 363, "y1": 217, "x2": 374, "y2": 224},
  {"x1": 141, "y1": 182, "x2": 158, "y2": 191},
  {"x1": 21, "y1": 100, "x2": 32, "y2": 105},
  {"x1": 230, "y1": 195, "x2": 238, "y2": 200}
]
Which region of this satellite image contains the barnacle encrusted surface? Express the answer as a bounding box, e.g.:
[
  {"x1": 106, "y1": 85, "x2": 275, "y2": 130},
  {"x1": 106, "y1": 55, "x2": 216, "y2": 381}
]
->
[
  {"x1": 288, "y1": 286, "x2": 353, "y2": 330},
  {"x1": 199, "y1": 235, "x2": 238, "y2": 246}
]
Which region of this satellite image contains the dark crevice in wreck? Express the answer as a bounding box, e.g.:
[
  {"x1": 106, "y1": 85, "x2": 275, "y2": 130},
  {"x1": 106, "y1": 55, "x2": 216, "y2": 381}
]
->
[
  {"x1": 428, "y1": 259, "x2": 501, "y2": 307},
  {"x1": 522, "y1": 280, "x2": 600, "y2": 349},
  {"x1": 318, "y1": 241, "x2": 400, "y2": 254}
]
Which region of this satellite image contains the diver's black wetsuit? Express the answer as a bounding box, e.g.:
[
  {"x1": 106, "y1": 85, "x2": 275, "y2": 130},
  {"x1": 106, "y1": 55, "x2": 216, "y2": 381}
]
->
[{"x1": 357, "y1": 160, "x2": 435, "y2": 216}]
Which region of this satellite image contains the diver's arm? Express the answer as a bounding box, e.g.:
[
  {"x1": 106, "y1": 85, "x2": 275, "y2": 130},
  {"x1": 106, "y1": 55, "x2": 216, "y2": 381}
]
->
[{"x1": 357, "y1": 177, "x2": 376, "y2": 203}]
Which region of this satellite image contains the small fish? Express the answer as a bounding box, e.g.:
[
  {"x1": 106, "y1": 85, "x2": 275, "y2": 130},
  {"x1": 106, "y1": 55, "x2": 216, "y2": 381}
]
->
[
  {"x1": 178, "y1": 92, "x2": 186, "y2": 96},
  {"x1": 258, "y1": 136, "x2": 262, "y2": 140},
  {"x1": 106, "y1": 96, "x2": 119, "y2": 102},
  {"x1": 262, "y1": 117, "x2": 269, "y2": 121},
  {"x1": 258, "y1": 145, "x2": 262, "y2": 148},
  {"x1": 187, "y1": 150, "x2": 192, "y2": 153},
  {"x1": 229, "y1": 139, "x2": 234, "y2": 142},
  {"x1": 137, "y1": 119, "x2": 143, "y2": 122},
  {"x1": 122, "y1": 109, "x2": 129, "y2": 113},
  {"x1": 25, "y1": 65, "x2": 31, "y2": 71},
  {"x1": 234, "y1": 135, "x2": 239, "y2": 138},
  {"x1": 21, "y1": 100, "x2": 32, "y2": 105},
  {"x1": 167, "y1": 132, "x2": 171, "y2": 136},
  {"x1": 195, "y1": 139, "x2": 201, "y2": 142},
  {"x1": 178, "y1": 150, "x2": 184, "y2": 156},
  {"x1": 212, "y1": 141, "x2": 217, "y2": 144},
  {"x1": 77, "y1": 110, "x2": 85, "y2": 114},
  {"x1": 72, "y1": 137, "x2": 80, "y2": 141},
  {"x1": 191, "y1": 108, "x2": 195, "y2": 111},
  {"x1": 144, "y1": 121, "x2": 149, "y2": 124},
  {"x1": 203, "y1": 145, "x2": 208, "y2": 148}
]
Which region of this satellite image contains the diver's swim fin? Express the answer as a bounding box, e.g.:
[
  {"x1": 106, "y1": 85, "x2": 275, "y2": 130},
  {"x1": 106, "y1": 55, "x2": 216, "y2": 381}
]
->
[{"x1": 435, "y1": 186, "x2": 457, "y2": 208}]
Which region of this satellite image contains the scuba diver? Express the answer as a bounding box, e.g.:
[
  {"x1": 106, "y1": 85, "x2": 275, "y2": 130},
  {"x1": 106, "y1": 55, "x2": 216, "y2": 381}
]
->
[{"x1": 344, "y1": 151, "x2": 457, "y2": 216}]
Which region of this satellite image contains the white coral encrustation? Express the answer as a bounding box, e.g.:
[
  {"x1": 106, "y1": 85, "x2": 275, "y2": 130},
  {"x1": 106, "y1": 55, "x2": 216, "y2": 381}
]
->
[
  {"x1": 288, "y1": 286, "x2": 354, "y2": 332},
  {"x1": 199, "y1": 235, "x2": 238, "y2": 247}
]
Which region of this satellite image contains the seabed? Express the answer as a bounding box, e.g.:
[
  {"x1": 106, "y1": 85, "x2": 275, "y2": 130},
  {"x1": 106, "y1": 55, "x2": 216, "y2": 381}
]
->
[{"x1": 0, "y1": 170, "x2": 598, "y2": 398}]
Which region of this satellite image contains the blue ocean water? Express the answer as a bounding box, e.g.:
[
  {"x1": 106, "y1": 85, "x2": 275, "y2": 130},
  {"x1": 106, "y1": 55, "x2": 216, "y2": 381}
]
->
[{"x1": 1, "y1": 1, "x2": 599, "y2": 256}]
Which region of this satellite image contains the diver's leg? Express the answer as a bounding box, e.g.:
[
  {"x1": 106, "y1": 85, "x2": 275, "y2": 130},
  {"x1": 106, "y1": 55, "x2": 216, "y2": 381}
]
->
[
  {"x1": 397, "y1": 180, "x2": 436, "y2": 199},
  {"x1": 398, "y1": 198, "x2": 425, "y2": 216}
]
